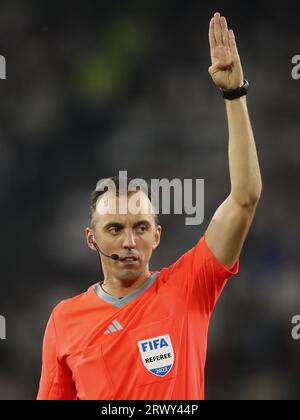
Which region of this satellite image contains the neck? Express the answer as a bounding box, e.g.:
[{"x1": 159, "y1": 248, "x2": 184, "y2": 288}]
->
[{"x1": 101, "y1": 268, "x2": 152, "y2": 298}]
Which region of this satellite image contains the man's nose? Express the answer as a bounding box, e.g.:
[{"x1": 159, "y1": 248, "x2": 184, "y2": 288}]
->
[{"x1": 122, "y1": 230, "x2": 136, "y2": 250}]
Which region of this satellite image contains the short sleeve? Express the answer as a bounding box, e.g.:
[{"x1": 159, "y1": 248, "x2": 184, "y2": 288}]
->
[
  {"x1": 37, "y1": 311, "x2": 77, "y2": 400},
  {"x1": 163, "y1": 235, "x2": 239, "y2": 316}
]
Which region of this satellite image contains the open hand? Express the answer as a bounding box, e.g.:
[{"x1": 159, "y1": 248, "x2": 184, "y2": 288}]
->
[{"x1": 208, "y1": 12, "x2": 244, "y2": 90}]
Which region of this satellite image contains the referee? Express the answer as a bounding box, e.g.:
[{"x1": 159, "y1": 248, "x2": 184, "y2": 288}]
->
[{"x1": 37, "y1": 12, "x2": 262, "y2": 400}]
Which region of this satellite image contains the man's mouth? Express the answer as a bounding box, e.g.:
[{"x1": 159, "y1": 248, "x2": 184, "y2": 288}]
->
[{"x1": 119, "y1": 255, "x2": 139, "y2": 263}]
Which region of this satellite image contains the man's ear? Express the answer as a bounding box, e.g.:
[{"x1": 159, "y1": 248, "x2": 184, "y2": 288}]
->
[
  {"x1": 85, "y1": 227, "x2": 96, "y2": 251},
  {"x1": 153, "y1": 225, "x2": 162, "y2": 250}
]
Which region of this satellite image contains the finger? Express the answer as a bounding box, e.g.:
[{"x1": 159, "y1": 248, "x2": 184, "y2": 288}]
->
[
  {"x1": 209, "y1": 17, "x2": 216, "y2": 50},
  {"x1": 228, "y1": 29, "x2": 240, "y2": 61},
  {"x1": 220, "y1": 16, "x2": 229, "y2": 47},
  {"x1": 213, "y1": 12, "x2": 222, "y2": 45}
]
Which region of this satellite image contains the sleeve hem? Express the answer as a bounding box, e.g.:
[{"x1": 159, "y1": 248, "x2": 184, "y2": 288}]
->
[{"x1": 201, "y1": 235, "x2": 239, "y2": 278}]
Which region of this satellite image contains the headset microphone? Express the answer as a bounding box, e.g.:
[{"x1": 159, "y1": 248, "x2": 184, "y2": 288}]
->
[{"x1": 90, "y1": 237, "x2": 120, "y2": 261}]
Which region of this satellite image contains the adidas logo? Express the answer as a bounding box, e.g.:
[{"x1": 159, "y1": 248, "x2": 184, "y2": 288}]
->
[{"x1": 104, "y1": 319, "x2": 124, "y2": 335}]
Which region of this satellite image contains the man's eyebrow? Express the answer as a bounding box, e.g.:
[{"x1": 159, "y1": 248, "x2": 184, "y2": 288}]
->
[
  {"x1": 103, "y1": 220, "x2": 151, "y2": 230},
  {"x1": 133, "y1": 220, "x2": 151, "y2": 227}
]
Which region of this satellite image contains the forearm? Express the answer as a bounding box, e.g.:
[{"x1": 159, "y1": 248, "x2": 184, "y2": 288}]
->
[{"x1": 225, "y1": 96, "x2": 262, "y2": 207}]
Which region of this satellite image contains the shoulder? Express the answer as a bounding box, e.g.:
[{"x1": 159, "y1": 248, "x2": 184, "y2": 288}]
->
[
  {"x1": 51, "y1": 286, "x2": 93, "y2": 323},
  {"x1": 164, "y1": 235, "x2": 208, "y2": 275}
]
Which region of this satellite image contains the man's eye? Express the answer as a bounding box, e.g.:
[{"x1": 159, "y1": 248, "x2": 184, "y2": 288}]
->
[
  {"x1": 138, "y1": 226, "x2": 147, "y2": 232},
  {"x1": 109, "y1": 227, "x2": 121, "y2": 234}
]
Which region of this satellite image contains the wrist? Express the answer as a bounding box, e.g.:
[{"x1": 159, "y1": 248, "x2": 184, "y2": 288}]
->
[
  {"x1": 220, "y1": 79, "x2": 249, "y2": 100},
  {"x1": 224, "y1": 95, "x2": 247, "y2": 105}
]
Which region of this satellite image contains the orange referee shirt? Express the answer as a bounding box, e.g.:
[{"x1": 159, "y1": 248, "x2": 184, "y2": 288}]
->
[{"x1": 37, "y1": 235, "x2": 238, "y2": 400}]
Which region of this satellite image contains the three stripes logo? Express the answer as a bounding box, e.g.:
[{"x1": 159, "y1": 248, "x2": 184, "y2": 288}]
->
[{"x1": 104, "y1": 319, "x2": 124, "y2": 335}]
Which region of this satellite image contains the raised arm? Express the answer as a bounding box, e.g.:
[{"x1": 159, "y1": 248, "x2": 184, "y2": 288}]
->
[{"x1": 205, "y1": 12, "x2": 262, "y2": 269}]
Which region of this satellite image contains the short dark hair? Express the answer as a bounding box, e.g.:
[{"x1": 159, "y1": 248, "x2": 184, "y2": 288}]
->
[{"x1": 89, "y1": 175, "x2": 159, "y2": 231}]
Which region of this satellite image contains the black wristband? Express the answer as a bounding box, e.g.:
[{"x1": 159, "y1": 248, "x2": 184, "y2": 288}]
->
[{"x1": 221, "y1": 79, "x2": 249, "y2": 100}]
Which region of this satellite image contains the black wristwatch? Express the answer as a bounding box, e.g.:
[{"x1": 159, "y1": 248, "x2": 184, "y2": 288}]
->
[{"x1": 221, "y1": 80, "x2": 249, "y2": 100}]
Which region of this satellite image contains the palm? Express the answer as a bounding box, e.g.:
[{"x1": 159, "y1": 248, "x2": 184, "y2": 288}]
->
[{"x1": 208, "y1": 13, "x2": 244, "y2": 90}]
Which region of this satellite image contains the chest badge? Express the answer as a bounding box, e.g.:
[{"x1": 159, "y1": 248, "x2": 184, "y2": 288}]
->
[{"x1": 137, "y1": 334, "x2": 174, "y2": 377}]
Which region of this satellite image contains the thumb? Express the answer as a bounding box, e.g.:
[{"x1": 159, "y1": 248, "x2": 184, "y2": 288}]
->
[{"x1": 208, "y1": 62, "x2": 220, "y2": 77}]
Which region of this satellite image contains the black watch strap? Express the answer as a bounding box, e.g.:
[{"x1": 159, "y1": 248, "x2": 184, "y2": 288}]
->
[{"x1": 221, "y1": 79, "x2": 249, "y2": 100}]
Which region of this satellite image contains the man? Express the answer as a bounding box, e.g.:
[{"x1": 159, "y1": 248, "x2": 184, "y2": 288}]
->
[{"x1": 37, "y1": 12, "x2": 262, "y2": 400}]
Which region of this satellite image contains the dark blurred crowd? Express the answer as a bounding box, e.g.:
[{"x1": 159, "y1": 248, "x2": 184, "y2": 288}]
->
[{"x1": 0, "y1": 0, "x2": 300, "y2": 399}]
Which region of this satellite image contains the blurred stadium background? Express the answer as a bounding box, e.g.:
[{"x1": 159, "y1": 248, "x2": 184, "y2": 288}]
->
[{"x1": 0, "y1": 0, "x2": 300, "y2": 399}]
